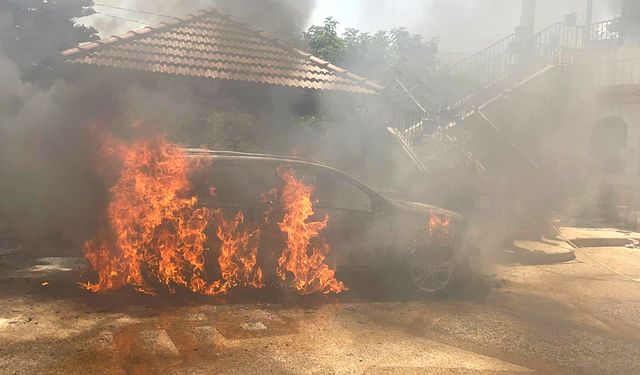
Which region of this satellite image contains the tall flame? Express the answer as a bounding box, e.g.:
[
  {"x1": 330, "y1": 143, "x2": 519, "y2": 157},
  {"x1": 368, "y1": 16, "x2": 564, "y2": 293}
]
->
[
  {"x1": 83, "y1": 136, "x2": 209, "y2": 294},
  {"x1": 207, "y1": 210, "x2": 264, "y2": 295},
  {"x1": 83, "y1": 135, "x2": 347, "y2": 297},
  {"x1": 277, "y1": 169, "x2": 347, "y2": 295}
]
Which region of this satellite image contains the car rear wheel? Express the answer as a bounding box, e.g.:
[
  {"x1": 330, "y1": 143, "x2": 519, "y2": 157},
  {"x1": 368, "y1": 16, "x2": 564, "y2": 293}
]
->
[{"x1": 407, "y1": 245, "x2": 455, "y2": 294}]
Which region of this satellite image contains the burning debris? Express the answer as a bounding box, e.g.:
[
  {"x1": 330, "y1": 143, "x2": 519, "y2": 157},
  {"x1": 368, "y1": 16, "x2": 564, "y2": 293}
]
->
[{"x1": 82, "y1": 133, "x2": 346, "y2": 296}]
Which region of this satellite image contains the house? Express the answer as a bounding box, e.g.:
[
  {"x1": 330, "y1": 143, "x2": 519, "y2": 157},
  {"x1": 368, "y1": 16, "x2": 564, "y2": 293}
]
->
[{"x1": 60, "y1": 9, "x2": 383, "y2": 174}]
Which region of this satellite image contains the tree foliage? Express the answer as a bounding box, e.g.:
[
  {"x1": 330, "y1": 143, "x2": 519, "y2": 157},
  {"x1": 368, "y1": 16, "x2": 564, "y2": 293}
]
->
[
  {"x1": 304, "y1": 17, "x2": 439, "y2": 85},
  {"x1": 303, "y1": 17, "x2": 345, "y2": 64},
  {"x1": 0, "y1": 0, "x2": 98, "y2": 78}
]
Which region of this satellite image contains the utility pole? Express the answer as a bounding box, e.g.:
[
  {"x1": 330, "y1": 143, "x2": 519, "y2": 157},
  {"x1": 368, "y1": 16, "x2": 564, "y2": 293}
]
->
[
  {"x1": 518, "y1": 0, "x2": 536, "y2": 69},
  {"x1": 585, "y1": 0, "x2": 593, "y2": 46},
  {"x1": 520, "y1": 0, "x2": 536, "y2": 33}
]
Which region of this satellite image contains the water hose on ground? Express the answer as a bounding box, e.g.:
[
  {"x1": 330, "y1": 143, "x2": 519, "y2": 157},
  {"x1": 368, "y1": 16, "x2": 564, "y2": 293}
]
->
[{"x1": 548, "y1": 221, "x2": 640, "y2": 284}]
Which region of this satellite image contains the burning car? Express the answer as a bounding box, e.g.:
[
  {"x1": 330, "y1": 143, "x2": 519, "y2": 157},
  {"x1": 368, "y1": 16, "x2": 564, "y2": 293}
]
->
[
  {"x1": 82, "y1": 138, "x2": 466, "y2": 297},
  {"x1": 185, "y1": 149, "x2": 467, "y2": 295}
]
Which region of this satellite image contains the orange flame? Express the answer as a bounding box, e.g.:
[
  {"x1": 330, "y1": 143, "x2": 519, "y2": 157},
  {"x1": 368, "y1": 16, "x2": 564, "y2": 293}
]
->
[
  {"x1": 427, "y1": 214, "x2": 453, "y2": 243},
  {"x1": 83, "y1": 134, "x2": 347, "y2": 297},
  {"x1": 83, "y1": 136, "x2": 210, "y2": 294},
  {"x1": 207, "y1": 210, "x2": 264, "y2": 295},
  {"x1": 277, "y1": 169, "x2": 347, "y2": 295}
]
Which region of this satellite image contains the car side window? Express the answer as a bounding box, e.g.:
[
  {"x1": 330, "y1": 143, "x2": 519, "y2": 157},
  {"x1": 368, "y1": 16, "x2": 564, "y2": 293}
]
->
[
  {"x1": 195, "y1": 163, "x2": 276, "y2": 208},
  {"x1": 289, "y1": 167, "x2": 373, "y2": 213}
]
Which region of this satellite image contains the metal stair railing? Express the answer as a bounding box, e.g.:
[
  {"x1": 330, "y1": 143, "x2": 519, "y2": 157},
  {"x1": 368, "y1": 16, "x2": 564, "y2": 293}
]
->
[
  {"x1": 452, "y1": 23, "x2": 585, "y2": 98},
  {"x1": 534, "y1": 23, "x2": 585, "y2": 66},
  {"x1": 390, "y1": 22, "x2": 587, "y2": 158},
  {"x1": 454, "y1": 23, "x2": 585, "y2": 110},
  {"x1": 449, "y1": 33, "x2": 521, "y2": 89},
  {"x1": 535, "y1": 23, "x2": 585, "y2": 50},
  {"x1": 394, "y1": 78, "x2": 429, "y2": 147},
  {"x1": 386, "y1": 127, "x2": 428, "y2": 173},
  {"x1": 383, "y1": 19, "x2": 624, "y2": 200}
]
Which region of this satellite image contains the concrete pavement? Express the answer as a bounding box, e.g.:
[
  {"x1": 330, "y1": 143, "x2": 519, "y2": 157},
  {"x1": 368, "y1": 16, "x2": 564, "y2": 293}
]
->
[{"x1": 0, "y1": 244, "x2": 639, "y2": 374}]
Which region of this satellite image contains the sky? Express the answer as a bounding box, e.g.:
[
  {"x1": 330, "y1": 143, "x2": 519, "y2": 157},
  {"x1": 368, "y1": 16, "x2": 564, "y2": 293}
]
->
[
  {"x1": 83, "y1": 0, "x2": 622, "y2": 55},
  {"x1": 310, "y1": 0, "x2": 621, "y2": 54}
]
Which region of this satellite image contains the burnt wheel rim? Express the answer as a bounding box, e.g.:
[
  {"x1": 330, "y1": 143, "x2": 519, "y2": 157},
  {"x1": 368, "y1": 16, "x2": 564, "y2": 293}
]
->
[{"x1": 409, "y1": 248, "x2": 454, "y2": 293}]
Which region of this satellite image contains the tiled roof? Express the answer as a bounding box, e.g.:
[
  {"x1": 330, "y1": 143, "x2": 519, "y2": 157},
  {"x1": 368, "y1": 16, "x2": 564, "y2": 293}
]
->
[{"x1": 62, "y1": 9, "x2": 382, "y2": 95}]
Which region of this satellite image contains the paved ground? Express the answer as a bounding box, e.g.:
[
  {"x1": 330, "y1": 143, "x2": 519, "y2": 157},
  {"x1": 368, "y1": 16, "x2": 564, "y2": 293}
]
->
[{"x1": 0, "y1": 245, "x2": 639, "y2": 375}]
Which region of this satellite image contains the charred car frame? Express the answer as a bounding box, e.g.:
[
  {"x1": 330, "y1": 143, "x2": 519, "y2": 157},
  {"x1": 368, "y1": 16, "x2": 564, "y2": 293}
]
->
[{"x1": 188, "y1": 149, "x2": 467, "y2": 294}]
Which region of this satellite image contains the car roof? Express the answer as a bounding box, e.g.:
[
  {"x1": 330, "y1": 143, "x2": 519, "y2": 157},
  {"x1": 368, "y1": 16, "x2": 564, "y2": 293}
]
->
[
  {"x1": 183, "y1": 148, "x2": 385, "y2": 200},
  {"x1": 183, "y1": 148, "x2": 328, "y2": 167}
]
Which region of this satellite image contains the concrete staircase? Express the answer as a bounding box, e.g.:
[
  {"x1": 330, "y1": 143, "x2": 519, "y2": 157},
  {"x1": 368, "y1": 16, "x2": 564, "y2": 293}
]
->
[{"x1": 387, "y1": 22, "x2": 585, "y2": 176}]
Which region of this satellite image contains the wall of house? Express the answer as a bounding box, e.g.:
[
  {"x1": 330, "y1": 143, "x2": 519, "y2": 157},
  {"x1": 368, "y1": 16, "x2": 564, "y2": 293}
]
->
[
  {"x1": 574, "y1": 46, "x2": 640, "y2": 88},
  {"x1": 558, "y1": 51, "x2": 640, "y2": 223},
  {"x1": 466, "y1": 56, "x2": 640, "y2": 223},
  {"x1": 569, "y1": 47, "x2": 640, "y2": 183}
]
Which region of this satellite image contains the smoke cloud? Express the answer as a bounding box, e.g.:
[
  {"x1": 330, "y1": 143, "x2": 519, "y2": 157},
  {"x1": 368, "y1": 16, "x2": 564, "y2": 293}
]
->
[
  {"x1": 84, "y1": 0, "x2": 317, "y2": 37},
  {"x1": 0, "y1": 59, "x2": 94, "y2": 248},
  {"x1": 0, "y1": 0, "x2": 627, "y2": 259},
  {"x1": 0, "y1": 0, "x2": 320, "y2": 251}
]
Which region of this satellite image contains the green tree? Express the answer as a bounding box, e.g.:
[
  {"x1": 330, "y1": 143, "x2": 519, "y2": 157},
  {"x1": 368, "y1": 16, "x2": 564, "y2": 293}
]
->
[
  {"x1": 303, "y1": 18, "x2": 439, "y2": 86},
  {"x1": 387, "y1": 28, "x2": 438, "y2": 83},
  {"x1": 303, "y1": 17, "x2": 345, "y2": 63}
]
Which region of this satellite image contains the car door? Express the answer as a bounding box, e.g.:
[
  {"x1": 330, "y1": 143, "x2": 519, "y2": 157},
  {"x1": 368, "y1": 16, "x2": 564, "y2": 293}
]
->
[
  {"x1": 192, "y1": 160, "x2": 279, "y2": 272},
  {"x1": 278, "y1": 164, "x2": 378, "y2": 270},
  {"x1": 207, "y1": 161, "x2": 277, "y2": 214}
]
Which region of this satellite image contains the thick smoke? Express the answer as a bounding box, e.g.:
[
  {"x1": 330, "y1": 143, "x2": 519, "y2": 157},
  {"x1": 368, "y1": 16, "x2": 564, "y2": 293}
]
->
[
  {"x1": 0, "y1": 57, "x2": 94, "y2": 249},
  {"x1": 303, "y1": 0, "x2": 627, "y2": 258},
  {"x1": 85, "y1": 0, "x2": 317, "y2": 37},
  {"x1": 0, "y1": 0, "x2": 626, "y2": 257},
  {"x1": 0, "y1": 0, "x2": 319, "y2": 251}
]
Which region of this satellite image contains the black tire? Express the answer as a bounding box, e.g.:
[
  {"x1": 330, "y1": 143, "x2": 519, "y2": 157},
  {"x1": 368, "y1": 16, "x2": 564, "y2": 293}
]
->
[{"x1": 405, "y1": 245, "x2": 457, "y2": 295}]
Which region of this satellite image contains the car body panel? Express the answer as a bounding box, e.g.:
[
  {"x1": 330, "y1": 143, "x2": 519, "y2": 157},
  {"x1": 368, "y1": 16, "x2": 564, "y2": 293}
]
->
[{"x1": 185, "y1": 149, "x2": 464, "y2": 276}]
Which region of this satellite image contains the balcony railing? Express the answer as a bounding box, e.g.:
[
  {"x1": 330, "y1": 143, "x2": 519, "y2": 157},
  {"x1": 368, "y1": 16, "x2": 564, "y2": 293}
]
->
[
  {"x1": 450, "y1": 23, "x2": 585, "y2": 90},
  {"x1": 590, "y1": 19, "x2": 620, "y2": 42}
]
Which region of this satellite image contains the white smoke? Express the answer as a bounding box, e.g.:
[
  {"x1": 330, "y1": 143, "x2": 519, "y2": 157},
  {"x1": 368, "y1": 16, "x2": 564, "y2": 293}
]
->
[{"x1": 81, "y1": 0, "x2": 317, "y2": 37}]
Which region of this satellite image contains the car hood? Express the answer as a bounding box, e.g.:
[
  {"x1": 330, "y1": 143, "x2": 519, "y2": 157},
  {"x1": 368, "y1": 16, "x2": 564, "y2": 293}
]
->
[{"x1": 388, "y1": 199, "x2": 463, "y2": 220}]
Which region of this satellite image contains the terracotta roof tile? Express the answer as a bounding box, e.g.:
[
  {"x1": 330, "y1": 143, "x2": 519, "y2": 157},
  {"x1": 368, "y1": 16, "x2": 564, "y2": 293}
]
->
[{"x1": 62, "y1": 9, "x2": 382, "y2": 94}]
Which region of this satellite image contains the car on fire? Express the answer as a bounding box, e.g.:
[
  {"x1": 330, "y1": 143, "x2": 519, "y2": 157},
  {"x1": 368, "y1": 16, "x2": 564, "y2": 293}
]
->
[{"x1": 187, "y1": 149, "x2": 467, "y2": 295}]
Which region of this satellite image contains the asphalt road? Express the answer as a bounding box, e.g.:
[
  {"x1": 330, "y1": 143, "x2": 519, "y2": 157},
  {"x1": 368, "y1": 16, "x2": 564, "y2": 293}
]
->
[{"x1": 0, "y1": 246, "x2": 639, "y2": 374}]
